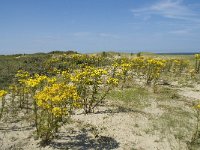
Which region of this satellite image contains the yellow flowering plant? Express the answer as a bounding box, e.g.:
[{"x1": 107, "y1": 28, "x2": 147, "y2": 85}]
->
[
  {"x1": 14, "y1": 70, "x2": 58, "y2": 133},
  {"x1": 0, "y1": 90, "x2": 7, "y2": 119},
  {"x1": 71, "y1": 66, "x2": 118, "y2": 113},
  {"x1": 145, "y1": 58, "x2": 166, "y2": 86},
  {"x1": 112, "y1": 61, "x2": 132, "y2": 89},
  {"x1": 171, "y1": 59, "x2": 189, "y2": 75},
  {"x1": 34, "y1": 83, "x2": 80, "y2": 142},
  {"x1": 14, "y1": 70, "x2": 31, "y2": 109},
  {"x1": 131, "y1": 56, "x2": 147, "y2": 76}
]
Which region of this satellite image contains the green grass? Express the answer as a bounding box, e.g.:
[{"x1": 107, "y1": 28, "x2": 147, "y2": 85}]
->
[
  {"x1": 108, "y1": 87, "x2": 150, "y2": 109},
  {"x1": 0, "y1": 54, "x2": 51, "y2": 89},
  {"x1": 108, "y1": 83, "x2": 198, "y2": 147}
]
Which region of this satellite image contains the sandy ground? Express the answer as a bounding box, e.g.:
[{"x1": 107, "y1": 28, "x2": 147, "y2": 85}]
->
[
  {"x1": 178, "y1": 84, "x2": 200, "y2": 100},
  {"x1": 0, "y1": 83, "x2": 199, "y2": 150}
]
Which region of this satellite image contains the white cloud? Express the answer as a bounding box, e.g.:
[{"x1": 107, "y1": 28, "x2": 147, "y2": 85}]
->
[{"x1": 131, "y1": 0, "x2": 200, "y2": 22}]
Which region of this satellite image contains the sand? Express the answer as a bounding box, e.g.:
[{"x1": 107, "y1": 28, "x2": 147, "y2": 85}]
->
[{"x1": 0, "y1": 83, "x2": 199, "y2": 150}]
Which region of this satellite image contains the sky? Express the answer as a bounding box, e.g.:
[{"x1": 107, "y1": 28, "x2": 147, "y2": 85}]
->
[{"x1": 0, "y1": 0, "x2": 200, "y2": 54}]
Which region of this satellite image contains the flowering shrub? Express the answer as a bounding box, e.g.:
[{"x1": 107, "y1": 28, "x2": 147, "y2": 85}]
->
[
  {"x1": 0, "y1": 90, "x2": 7, "y2": 119},
  {"x1": 71, "y1": 66, "x2": 118, "y2": 113},
  {"x1": 171, "y1": 59, "x2": 189, "y2": 74},
  {"x1": 145, "y1": 58, "x2": 166, "y2": 85},
  {"x1": 34, "y1": 83, "x2": 80, "y2": 142},
  {"x1": 112, "y1": 62, "x2": 132, "y2": 89},
  {"x1": 14, "y1": 70, "x2": 31, "y2": 108},
  {"x1": 131, "y1": 56, "x2": 146, "y2": 76}
]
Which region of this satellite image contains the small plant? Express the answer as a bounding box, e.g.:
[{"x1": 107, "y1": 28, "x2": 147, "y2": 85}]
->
[
  {"x1": 71, "y1": 66, "x2": 118, "y2": 113},
  {"x1": 34, "y1": 83, "x2": 80, "y2": 143},
  {"x1": 102, "y1": 51, "x2": 107, "y2": 57},
  {"x1": 145, "y1": 58, "x2": 166, "y2": 93},
  {"x1": 0, "y1": 90, "x2": 7, "y2": 119},
  {"x1": 190, "y1": 103, "x2": 200, "y2": 144},
  {"x1": 136, "y1": 52, "x2": 141, "y2": 57},
  {"x1": 195, "y1": 54, "x2": 200, "y2": 73},
  {"x1": 114, "y1": 62, "x2": 132, "y2": 89}
]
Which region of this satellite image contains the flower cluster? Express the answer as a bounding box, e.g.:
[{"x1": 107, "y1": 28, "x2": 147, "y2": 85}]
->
[
  {"x1": 15, "y1": 70, "x2": 30, "y2": 84},
  {"x1": 106, "y1": 77, "x2": 119, "y2": 86},
  {"x1": 35, "y1": 83, "x2": 80, "y2": 116},
  {"x1": 145, "y1": 58, "x2": 166, "y2": 84},
  {"x1": 196, "y1": 104, "x2": 200, "y2": 109},
  {"x1": 0, "y1": 90, "x2": 7, "y2": 98},
  {"x1": 51, "y1": 107, "x2": 62, "y2": 117},
  {"x1": 195, "y1": 54, "x2": 200, "y2": 60},
  {"x1": 25, "y1": 74, "x2": 47, "y2": 88},
  {"x1": 131, "y1": 56, "x2": 146, "y2": 72},
  {"x1": 71, "y1": 66, "x2": 108, "y2": 85}
]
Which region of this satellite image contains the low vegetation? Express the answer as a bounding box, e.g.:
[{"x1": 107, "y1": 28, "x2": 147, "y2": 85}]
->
[{"x1": 0, "y1": 51, "x2": 200, "y2": 149}]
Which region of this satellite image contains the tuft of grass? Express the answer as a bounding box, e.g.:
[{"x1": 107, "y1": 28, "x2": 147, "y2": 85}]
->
[
  {"x1": 108, "y1": 87, "x2": 150, "y2": 109},
  {"x1": 155, "y1": 87, "x2": 180, "y2": 101}
]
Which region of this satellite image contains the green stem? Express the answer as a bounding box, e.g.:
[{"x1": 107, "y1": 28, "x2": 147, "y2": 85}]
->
[
  {"x1": 0, "y1": 97, "x2": 6, "y2": 119},
  {"x1": 33, "y1": 91, "x2": 39, "y2": 135}
]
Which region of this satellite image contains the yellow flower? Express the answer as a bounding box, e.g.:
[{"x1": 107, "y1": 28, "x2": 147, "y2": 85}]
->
[
  {"x1": 195, "y1": 54, "x2": 200, "y2": 60},
  {"x1": 25, "y1": 74, "x2": 47, "y2": 88},
  {"x1": 196, "y1": 104, "x2": 200, "y2": 109},
  {"x1": 47, "y1": 77, "x2": 57, "y2": 84},
  {"x1": 35, "y1": 83, "x2": 80, "y2": 110},
  {"x1": 0, "y1": 90, "x2": 7, "y2": 97},
  {"x1": 52, "y1": 107, "x2": 62, "y2": 117},
  {"x1": 107, "y1": 77, "x2": 119, "y2": 86}
]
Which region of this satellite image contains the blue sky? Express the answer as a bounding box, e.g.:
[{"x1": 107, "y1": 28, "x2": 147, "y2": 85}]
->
[{"x1": 0, "y1": 0, "x2": 200, "y2": 54}]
